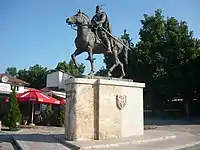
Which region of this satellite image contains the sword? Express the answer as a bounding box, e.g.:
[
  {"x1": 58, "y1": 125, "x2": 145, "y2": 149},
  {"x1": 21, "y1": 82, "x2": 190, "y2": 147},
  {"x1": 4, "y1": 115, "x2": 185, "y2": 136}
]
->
[{"x1": 99, "y1": 26, "x2": 132, "y2": 51}]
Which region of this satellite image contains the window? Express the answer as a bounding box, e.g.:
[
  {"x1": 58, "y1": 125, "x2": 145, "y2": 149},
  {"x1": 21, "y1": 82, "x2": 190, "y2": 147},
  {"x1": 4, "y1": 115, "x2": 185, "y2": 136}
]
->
[
  {"x1": 10, "y1": 85, "x2": 19, "y2": 91},
  {"x1": 10, "y1": 85, "x2": 14, "y2": 91}
]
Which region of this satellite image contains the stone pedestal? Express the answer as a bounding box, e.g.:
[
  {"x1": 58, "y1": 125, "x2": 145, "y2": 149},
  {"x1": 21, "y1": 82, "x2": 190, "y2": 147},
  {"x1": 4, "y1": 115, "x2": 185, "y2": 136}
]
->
[{"x1": 64, "y1": 78, "x2": 145, "y2": 141}]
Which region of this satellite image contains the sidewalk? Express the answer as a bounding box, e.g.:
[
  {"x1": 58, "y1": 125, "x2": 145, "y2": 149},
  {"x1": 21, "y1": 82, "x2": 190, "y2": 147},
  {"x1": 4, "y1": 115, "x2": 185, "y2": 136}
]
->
[
  {"x1": 55, "y1": 130, "x2": 200, "y2": 150},
  {"x1": 1, "y1": 125, "x2": 200, "y2": 150},
  {"x1": 13, "y1": 134, "x2": 70, "y2": 150}
]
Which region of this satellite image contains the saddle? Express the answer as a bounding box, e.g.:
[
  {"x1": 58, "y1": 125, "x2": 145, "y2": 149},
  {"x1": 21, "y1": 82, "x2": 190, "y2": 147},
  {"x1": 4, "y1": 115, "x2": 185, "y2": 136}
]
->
[{"x1": 92, "y1": 28, "x2": 115, "y2": 49}]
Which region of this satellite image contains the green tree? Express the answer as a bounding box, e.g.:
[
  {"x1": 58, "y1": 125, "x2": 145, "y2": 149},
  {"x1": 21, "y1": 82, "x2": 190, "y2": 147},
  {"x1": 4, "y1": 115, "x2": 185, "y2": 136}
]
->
[
  {"x1": 5, "y1": 67, "x2": 18, "y2": 77},
  {"x1": 3, "y1": 89, "x2": 22, "y2": 131},
  {"x1": 57, "y1": 105, "x2": 65, "y2": 126},
  {"x1": 44, "y1": 104, "x2": 53, "y2": 125},
  {"x1": 95, "y1": 66, "x2": 107, "y2": 76},
  {"x1": 17, "y1": 64, "x2": 50, "y2": 89},
  {"x1": 135, "y1": 9, "x2": 200, "y2": 115},
  {"x1": 55, "y1": 60, "x2": 85, "y2": 76}
]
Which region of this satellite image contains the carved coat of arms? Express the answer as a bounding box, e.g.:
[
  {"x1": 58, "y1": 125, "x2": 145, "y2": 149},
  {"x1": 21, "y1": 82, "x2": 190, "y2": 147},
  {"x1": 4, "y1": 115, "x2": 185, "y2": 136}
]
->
[{"x1": 116, "y1": 95, "x2": 127, "y2": 110}]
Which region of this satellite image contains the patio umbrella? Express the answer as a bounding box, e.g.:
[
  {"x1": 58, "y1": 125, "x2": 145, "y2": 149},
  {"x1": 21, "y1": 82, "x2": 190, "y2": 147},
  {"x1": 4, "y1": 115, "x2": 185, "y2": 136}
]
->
[
  {"x1": 16, "y1": 90, "x2": 63, "y2": 126},
  {"x1": 59, "y1": 99, "x2": 66, "y2": 105}
]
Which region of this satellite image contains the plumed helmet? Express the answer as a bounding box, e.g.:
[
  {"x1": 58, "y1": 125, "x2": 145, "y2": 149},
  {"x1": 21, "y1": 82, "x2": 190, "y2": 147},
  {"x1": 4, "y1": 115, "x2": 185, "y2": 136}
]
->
[{"x1": 96, "y1": 5, "x2": 103, "y2": 11}]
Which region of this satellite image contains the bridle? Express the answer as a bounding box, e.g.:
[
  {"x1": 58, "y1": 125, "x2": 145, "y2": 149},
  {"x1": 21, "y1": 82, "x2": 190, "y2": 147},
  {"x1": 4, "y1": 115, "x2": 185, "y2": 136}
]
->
[
  {"x1": 69, "y1": 13, "x2": 92, "y2": 31},
  {"x1": 68, "y1": 14, "x2": 104, "y2": 46}
]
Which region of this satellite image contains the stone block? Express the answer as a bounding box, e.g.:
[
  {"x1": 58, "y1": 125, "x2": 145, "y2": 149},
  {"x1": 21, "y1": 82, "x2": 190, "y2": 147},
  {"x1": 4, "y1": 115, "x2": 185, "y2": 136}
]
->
[{"x1": 64, "y1": 78, "x2": 145, "y2": 140}]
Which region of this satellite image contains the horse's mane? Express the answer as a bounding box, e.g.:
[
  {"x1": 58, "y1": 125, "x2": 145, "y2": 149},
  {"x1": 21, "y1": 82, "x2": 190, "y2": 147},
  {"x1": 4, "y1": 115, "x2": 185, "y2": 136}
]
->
[{"x1": 81, "y1": 12, "x2": 91, "y2": 24}]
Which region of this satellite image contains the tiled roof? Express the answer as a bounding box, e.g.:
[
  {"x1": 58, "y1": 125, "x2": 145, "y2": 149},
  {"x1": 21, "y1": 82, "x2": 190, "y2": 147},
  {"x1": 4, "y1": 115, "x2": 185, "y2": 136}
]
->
[{"x1": 0, "y1": 73, "x2": 30, "y2": 86}]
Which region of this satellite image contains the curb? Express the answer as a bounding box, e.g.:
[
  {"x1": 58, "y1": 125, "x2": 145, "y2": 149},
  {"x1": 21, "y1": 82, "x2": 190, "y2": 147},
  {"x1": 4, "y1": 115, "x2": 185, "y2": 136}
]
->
[
  {"x1": 53, "y1": 135, "x2": 80, "y2": 150},
  {"x1": 54, "y1": 135, "x2": 176, "y2": 150},
  {"x1": 0, "y1": 135, "x2": 23, "y2": 150},
  {"x1": 161, "y1": 141, "x2": 200, "y2": 150},
  {"x1": 11, "y1": 136, "x2": 23, "y2": 150},
  {"x1": 82, "y1": 135, "x2": 176, "y2": 150}
]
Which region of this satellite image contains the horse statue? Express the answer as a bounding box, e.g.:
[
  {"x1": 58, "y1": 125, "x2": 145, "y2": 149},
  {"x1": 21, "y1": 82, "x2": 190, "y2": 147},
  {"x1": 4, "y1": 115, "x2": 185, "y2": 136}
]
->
[{"x1": 66, "y1": 10, "x2": 130, "y2": 78}]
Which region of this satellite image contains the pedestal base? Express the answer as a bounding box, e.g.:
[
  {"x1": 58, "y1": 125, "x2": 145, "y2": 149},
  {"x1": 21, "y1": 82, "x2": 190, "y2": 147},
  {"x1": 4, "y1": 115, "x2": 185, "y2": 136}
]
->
[{"x1": 64, "y1": 78, "x2": 145, "y2": 140}]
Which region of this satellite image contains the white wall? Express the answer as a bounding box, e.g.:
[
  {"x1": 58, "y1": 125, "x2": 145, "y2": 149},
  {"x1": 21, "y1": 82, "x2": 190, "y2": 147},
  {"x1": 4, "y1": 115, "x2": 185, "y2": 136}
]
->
[
  {"x1": 46, "y1": 71, "x2": 73, "y2": 88},
  {"x1": 46, "y1": 71, "x2": 60, "y2": 88},
  {"x1": 0, "y1": 82, "x2": 25, "y2": 94}
]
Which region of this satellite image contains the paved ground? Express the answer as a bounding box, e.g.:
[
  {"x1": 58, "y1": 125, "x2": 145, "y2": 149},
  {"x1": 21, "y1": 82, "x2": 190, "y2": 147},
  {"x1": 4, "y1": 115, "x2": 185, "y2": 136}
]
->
[
  {"x1": 13, "y1": 134, "x2": 70, "y2": 150},
  {"x1": 56, "y1": 130, "x2": 200, "y2": 150},
  {"x1": 1, "y1": 125, "x2": 65, "y2": 135},
  {"x1": 1, "y1": 119, "x2": 200, "y2": 150},
  {"x1": 0, "y1": 140, "x2": 15, "y2": 150},
  {"x1": 1, "y1": 126, "x2": 67, "y2": 150}
]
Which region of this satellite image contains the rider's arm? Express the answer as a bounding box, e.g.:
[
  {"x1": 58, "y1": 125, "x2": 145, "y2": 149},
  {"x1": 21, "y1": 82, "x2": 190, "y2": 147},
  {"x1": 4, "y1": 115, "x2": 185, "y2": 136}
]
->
[
  {"x1": 95, "y1": 13, "x2": 106, "y2": 25},
  {"x1": 91, "y1": 15, "x2": 96, "y2": 23}
]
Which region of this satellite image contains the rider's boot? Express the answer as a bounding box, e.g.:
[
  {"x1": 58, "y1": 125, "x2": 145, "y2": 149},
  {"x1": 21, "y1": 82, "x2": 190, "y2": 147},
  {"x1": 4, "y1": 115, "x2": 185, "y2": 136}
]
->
[{"x1": 104, "y1": 38, "x2": 113, "y2": 54}]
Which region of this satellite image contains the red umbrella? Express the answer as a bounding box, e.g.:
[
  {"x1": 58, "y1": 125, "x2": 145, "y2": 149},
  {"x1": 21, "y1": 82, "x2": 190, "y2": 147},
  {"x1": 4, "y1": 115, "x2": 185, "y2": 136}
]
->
[
  {"x1": 59, "y1": 99, "x2": 66, "y2": 105},
  {"x1": 16, "y1": 90, "x2": 64, "y2": 126},
  {"x1": 16, "y1": 90, "x2": 61, "y2": 105}
]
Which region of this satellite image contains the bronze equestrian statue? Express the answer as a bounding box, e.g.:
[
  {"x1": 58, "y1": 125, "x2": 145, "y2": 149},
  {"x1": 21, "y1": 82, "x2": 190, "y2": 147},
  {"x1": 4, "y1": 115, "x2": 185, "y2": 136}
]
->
[{"x1": 66, "y1": 6, "x2": 131, "y2": 78}]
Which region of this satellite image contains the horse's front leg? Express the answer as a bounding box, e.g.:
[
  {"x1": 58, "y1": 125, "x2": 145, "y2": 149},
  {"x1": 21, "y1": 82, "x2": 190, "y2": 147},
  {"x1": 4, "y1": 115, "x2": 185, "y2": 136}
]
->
[
  {"x1": 87, "y1": 46, "x2": 95, "y2": 76},
  {"x1": 71, "y1": 49, "x2": 83, "y2": 70}
]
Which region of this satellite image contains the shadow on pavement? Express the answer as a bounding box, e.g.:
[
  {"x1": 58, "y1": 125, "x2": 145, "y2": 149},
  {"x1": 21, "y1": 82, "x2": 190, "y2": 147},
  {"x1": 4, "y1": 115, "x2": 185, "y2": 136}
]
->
[
  {"x1": 144, "y1": 117, "x2": 200, "y2": 126},
  {"x1": 0, "y1": 133, "x2": 64, "y2": 143}
]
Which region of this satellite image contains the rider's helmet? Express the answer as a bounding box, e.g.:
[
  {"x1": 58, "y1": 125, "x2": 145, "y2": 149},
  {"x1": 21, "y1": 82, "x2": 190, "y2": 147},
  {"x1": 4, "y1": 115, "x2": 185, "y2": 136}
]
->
[{"x1": 96, "y1": 5, "x2": 103, "y2": 13}]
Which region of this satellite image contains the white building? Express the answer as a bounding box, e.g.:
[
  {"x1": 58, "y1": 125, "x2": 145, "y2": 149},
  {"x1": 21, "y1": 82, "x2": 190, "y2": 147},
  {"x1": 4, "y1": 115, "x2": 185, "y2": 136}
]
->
[
  {"x1": 0, "y1": 74, "x2": 30, "y2": 115},
  {"x1": 40, "y1": 70, "x2": 73, "y2": 111},
  {"x1": 0, "y1": 73, "x2": 29, "y2": 95},
  {"x1": 46, "y1": 70, "x2": 73, "y2": 90}
]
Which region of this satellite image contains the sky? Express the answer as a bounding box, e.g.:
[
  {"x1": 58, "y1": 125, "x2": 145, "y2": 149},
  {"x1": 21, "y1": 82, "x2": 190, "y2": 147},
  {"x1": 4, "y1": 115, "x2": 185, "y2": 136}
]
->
[{"x1": 1, "y1": 0, "x2": 200, "y2": 74}]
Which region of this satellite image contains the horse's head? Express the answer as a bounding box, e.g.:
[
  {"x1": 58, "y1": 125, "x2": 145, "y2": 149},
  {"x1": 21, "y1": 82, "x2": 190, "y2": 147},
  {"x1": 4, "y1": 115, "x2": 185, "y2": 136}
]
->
[{"x1": 66, "y1": 9, "x2": 91, "y2": 26}]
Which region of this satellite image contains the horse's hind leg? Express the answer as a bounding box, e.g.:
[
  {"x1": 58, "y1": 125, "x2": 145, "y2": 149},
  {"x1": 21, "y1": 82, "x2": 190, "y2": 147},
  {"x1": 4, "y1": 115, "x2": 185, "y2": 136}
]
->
[
  {"x1": 71, "y1": 49, "x2": 83, "y2": 69},
  {"x1": 107, "y1": 50, "x2": 120, "y2": 77},
  {"x1": 119, "y1": 62, "x2": 125, "y2": 79},
  {"x1": 108, "y1": 50, "x2": 125, "y2": 79}
]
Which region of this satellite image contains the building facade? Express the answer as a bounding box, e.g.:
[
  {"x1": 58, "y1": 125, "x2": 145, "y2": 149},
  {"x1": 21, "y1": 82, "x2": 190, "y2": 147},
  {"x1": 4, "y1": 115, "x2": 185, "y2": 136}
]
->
[{"x1": 0, "y1": 73, "x2": 30, "y2": 95}]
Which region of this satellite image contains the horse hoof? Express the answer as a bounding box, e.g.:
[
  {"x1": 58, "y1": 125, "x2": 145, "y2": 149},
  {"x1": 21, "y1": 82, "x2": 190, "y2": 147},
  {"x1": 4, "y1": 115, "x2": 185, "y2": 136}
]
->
[
  {"x1": 107, "y1": 72, "x2": 112, "y2": 77},
  {"x1": 119, "y1": 76, "x2": 124, "y2": 79},
  {"x1": 88, "y1": 71, "x2": 94, "y2": 76}
]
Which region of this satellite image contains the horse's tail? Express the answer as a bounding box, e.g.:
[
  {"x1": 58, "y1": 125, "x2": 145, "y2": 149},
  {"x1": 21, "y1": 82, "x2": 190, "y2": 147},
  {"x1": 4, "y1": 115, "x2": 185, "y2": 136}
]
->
[{"x1": 122, "y1": 39, "x2": 129, "y2": 65}]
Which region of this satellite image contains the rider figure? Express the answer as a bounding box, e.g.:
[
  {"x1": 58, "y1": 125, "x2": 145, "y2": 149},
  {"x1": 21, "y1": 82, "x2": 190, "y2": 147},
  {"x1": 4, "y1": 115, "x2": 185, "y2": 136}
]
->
[{"x1": 91, "y1": 5, "x2": 113, "y2": 54}]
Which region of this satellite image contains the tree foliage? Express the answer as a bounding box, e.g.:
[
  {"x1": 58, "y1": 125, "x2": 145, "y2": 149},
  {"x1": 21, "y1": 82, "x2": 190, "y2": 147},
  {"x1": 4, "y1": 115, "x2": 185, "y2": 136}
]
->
[
  {"x1": 16, "y1": 64, "x2": 49, "y2": 89},
  {"x1": 136, "y1": 9, "x2": 200, "y2": 82},
  {"x1": 3, "y1": 89, "x2": 22, "y2": 131},
  {"x1": 95, "y1": 66, "x2": 107, "y2": 76},
  {"x1": 55, "y1": 60, "x2": 85, "y2": 76},
  {"x1": 5, "y1": 67, "x2": 18, "y2": 77},
  {"x1": 5, "y1": 60, "x2": 85, "y2": 89}
]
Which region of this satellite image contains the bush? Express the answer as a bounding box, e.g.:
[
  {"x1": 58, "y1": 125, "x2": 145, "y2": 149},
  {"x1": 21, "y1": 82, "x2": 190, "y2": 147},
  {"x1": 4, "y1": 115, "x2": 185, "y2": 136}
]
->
[
  {"x1": 57, "y1": 105, "x2": 65, "y2": 126},
  {"x1": 3, "y1": 89, "x2": 22, "y2": 131},
  {"x1": 43, "y1": 104, "x2": 53, "y2": 125},
  {"x1": 51, "y1": 105, "x2": 65, "y2": 127}
]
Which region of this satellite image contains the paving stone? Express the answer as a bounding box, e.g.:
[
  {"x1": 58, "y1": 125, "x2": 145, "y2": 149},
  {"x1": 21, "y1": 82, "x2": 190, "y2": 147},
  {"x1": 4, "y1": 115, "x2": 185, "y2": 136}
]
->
[
  {"x1": 13, "y1": 134, "x2": 70, "y2": 150},
  {"x1": 0, "y1": 141, "x2": 14, "y2": 150}
]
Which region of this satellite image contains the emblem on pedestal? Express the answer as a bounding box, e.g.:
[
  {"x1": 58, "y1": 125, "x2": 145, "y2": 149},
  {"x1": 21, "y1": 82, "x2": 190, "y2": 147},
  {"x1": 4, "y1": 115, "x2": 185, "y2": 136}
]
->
[{"x1": 116, "y1": 95, "x2": 127, "y2": 110}]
